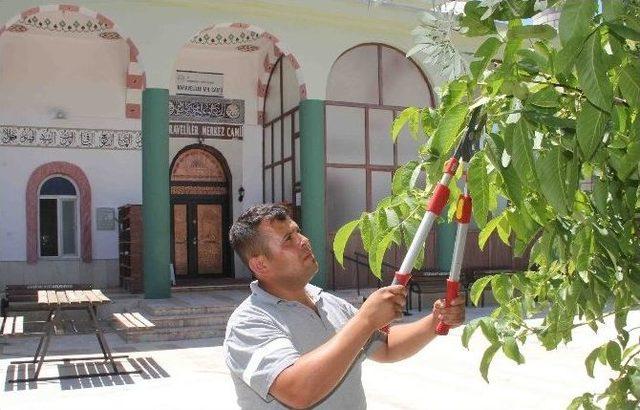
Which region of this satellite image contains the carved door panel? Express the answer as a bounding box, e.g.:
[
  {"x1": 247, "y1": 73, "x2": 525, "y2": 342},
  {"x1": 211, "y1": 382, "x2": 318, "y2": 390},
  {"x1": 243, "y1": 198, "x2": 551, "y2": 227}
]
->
[
  {"x1": 196, "y1": 204, "x2": 222, "y2": 274},
  {"x1": 173, "y1": 204, "x2": 188, "y2": 276}
]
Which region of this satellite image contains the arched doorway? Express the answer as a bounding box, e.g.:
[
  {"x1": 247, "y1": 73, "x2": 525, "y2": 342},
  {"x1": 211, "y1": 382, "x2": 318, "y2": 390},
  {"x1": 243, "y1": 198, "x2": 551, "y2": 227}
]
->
[{"x1": 170, "y1": 145, "x2": 233, "y2": 281}]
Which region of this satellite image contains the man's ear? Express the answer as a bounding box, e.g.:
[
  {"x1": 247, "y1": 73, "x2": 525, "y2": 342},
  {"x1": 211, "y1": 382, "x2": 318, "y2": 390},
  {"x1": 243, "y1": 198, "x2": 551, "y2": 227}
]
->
[{"x1": 248, "y1": 255, "x2": 268, "y2": 278}]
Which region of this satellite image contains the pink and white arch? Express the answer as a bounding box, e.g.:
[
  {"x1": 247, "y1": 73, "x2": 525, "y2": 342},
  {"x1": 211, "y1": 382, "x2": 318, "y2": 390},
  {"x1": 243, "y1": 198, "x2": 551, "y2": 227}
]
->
[
  {"x1": 26, "y1": 162, "x2": 92, "y2": 264},
  {"x1": 191, "y1": 22, "x2": 307, "y2": 125},
  {"x1": 0, "y1": 4, "x2": 146, "y2": 119}
]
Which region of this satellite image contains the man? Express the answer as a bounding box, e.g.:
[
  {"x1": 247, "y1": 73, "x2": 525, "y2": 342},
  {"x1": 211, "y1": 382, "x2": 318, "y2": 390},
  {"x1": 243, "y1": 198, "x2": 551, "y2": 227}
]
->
[{"x1": 224, "y1": 204, "x2": 465, "y2": 409}]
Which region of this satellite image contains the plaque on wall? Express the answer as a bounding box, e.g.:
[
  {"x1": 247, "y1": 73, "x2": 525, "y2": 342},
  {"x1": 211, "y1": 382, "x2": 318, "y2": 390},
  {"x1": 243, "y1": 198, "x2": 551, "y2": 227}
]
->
[
  {"x1": 168, "y1": 95, "x2": 244, "y2": 124},
  {"x1": 97, "y1": 207, "x2": 116, "y2": 231},
  {"x1": 169, "y1": 122, "x2": 243, "y2": 140},
  {"x1": 175, "y1": 70, "x2": 224, "y2": 97}
]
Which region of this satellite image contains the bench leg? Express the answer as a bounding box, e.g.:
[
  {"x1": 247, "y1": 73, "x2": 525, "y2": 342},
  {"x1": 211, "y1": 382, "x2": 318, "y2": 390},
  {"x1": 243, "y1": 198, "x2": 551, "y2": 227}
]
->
[
  {"x1": 87, "y1": 306, "x2": 117, "y2": 373},
  {"x1": 33, "y1": 308, "x2": 59, "y2": 379}
]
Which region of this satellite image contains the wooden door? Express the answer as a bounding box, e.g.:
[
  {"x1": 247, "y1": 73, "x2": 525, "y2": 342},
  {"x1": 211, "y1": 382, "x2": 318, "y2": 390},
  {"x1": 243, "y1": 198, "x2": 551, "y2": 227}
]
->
[
  {"x1": 173, "y1": 204, "x2": 189, "y2": 276},
  {"x1": 196, "y1": 204, "x2": 223, "y2": 274}
]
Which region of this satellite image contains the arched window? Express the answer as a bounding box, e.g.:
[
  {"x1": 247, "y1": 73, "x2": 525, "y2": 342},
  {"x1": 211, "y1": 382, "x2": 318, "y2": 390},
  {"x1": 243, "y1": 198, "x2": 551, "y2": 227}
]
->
[
  {"x1": 38, "y1": 176, "x2": 79, "y2": 257},
  {"x1": 25, "y1": 161, "x2": 92, "y2": 263},
  {"x1": 325, "y1": 43, "x2": 435, "y2": 234},
  {"x1": 263, "y1": 55, "x2": 301, "y2": 217}
]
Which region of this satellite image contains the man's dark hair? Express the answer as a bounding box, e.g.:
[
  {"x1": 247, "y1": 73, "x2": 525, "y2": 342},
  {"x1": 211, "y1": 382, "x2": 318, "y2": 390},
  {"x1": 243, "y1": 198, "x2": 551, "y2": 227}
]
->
[{"x1": 229, "y1": 203, "x2": 289, "y2": 268}]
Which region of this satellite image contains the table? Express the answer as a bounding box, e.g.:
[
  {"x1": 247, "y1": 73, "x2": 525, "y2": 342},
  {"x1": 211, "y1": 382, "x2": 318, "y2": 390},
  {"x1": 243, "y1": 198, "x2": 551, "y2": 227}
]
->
[{"x1": 8, "y1": 289, "x2": 141, "y2": 383}]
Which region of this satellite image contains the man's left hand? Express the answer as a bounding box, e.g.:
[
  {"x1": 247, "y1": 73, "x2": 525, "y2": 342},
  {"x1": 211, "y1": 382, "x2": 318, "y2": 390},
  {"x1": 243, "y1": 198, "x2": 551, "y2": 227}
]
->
[{"x1": 433, "y1": 295, "x2": 465, "y2": 328}]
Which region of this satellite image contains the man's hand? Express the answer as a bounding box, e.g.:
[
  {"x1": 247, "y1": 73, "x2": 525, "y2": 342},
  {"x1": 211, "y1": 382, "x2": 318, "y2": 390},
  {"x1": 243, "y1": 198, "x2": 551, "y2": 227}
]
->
[
  {"x1": 356, "y1": 285, "x2": 407, "y2": 331},
  {"x1": 433, "y1": 295, "x2": 465, "y2": 328}
]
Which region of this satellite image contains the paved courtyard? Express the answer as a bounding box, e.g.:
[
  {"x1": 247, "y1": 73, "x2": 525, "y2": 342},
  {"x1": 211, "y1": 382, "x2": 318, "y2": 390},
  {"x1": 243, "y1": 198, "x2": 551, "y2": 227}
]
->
[{"x1": 1, "y1": 306, "x2": 633, "y2": 410}]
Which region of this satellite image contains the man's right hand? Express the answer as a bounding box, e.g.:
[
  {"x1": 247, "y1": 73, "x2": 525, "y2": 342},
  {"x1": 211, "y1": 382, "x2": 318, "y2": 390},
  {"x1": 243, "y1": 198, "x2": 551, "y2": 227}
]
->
[{"x1": 356, "y1": 285, "x2": 407, "y2": 331}]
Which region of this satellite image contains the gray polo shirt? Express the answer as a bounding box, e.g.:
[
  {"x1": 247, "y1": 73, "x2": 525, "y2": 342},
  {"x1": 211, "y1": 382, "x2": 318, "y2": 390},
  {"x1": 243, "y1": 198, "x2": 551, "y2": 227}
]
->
[{"x1": 223, "y1": 281, "x2": 385, "y2": 409}]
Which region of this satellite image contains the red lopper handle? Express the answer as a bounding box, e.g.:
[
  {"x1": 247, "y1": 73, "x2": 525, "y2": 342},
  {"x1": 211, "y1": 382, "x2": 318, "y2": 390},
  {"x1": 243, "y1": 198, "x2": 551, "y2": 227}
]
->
[
  {"x1": 380, "y1": 272, "x2": 412, "y2": 333},
  {"x1": 435, "y1": 279, "x2": 460, "y2": 335}
]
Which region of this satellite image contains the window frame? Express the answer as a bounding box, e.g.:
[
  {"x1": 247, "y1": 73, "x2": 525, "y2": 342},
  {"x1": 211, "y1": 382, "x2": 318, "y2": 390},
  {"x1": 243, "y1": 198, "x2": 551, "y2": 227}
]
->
[{"x1": 37, "y1": 175, "x2": 80, "y2": 259}]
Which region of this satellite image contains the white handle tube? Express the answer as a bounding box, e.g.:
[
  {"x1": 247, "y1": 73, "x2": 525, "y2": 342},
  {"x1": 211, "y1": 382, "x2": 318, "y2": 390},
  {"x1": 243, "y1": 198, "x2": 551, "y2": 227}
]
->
[
  {"x1": 398, "y1": 210, "x2": 438, "y2": 275},
  {"x1": 448, "y1": 223, "x2": 469, "y2": 282}
]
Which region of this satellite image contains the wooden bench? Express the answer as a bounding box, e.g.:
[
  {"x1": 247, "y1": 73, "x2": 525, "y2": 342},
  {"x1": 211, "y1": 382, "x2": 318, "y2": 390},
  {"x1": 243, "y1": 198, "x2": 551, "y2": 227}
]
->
[
  {"x1": 0, "y1": 316, "x2": 24, "y2": 335},
  {"x1": 408, "y1": 273, "x2": 449, "y2": 312},
  {"x1": 1, "y1": 284, "x2": 93, "y2": 316},
  {"x1": 113, "y1": 312, "x2": 155, "y2": 329}
]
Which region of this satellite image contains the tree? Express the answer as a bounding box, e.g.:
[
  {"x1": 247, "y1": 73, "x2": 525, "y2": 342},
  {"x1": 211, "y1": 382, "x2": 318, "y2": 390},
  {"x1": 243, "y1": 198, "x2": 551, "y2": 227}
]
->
[{"x1": 333, "y1": 1, "x2": 640, "y2": 408}]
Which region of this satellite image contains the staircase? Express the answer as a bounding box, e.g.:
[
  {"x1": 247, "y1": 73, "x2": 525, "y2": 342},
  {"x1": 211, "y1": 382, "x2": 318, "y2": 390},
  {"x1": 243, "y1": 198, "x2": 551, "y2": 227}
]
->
[{"x1": 111, "y1": 287, "x2": 370, "y2": 343}]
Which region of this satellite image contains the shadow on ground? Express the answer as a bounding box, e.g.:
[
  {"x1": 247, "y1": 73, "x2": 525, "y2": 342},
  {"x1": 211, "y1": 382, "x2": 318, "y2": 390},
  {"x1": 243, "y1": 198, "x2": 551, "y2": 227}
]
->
[{"x1": 4, "y1": 356, "x2": 169, "y2": 392}]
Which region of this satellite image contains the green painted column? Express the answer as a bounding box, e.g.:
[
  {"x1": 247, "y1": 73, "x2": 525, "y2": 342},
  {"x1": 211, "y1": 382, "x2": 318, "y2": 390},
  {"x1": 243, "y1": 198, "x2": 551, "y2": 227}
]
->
[
  {"x1": 436, "y1": 217, "x2": 457, "y2": 272},
  {"x1": 142, "y1": 88, "x2": 171, "y2": 299},
  {"x1": 299, "y1": 99, "x2": 326, "y2": 288}
]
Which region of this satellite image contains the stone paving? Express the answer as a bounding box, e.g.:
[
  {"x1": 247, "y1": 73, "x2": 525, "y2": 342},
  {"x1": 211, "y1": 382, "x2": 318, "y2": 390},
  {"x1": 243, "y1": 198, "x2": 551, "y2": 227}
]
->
[{"x1": 0, "y1": 303, "x2": 634, "y2": 410}]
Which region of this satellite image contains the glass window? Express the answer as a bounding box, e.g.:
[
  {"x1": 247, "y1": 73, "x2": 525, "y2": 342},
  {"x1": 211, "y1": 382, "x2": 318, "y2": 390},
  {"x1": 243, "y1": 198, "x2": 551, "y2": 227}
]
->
[
  {"x1": 40, "y1": 177, "x2": 76, "y2": 195},
  {"x1": 326, "y1": 105, "x2": 365, "y2": 164},
  {"x1": 39, "y1": 198, "x2": 58, "y2": 257},
  {"x1": 39, "y1": 176, "x2": 78, "y2": 257},
  {"x1": 327, "y1": 44, "x2": 379, "y2": 104},
  {"x1": 61, "y1": 199, "x2": 77, "y2": 255},
  {"x1": 369, "y1": 109, "x2": 394, "y2": 166}
]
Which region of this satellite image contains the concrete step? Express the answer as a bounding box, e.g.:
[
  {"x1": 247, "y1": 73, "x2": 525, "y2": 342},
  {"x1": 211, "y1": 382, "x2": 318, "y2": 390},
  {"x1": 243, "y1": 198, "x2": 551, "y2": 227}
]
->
[
  {"x1": 109, "y1": 288, "x2": 372, "y2": 343},
  {"x1": 143, "y1": 312, "x2": 231, "y2": 328},
  {"x1": 117, "y1": 324, "x2": 227, "y2": 343}
]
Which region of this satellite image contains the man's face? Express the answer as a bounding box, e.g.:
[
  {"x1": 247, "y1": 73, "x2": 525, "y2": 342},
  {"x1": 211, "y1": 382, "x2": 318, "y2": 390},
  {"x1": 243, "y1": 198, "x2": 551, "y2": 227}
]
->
[{"x1": 256, "y1": 217, "x2": 318, "y2": 288}]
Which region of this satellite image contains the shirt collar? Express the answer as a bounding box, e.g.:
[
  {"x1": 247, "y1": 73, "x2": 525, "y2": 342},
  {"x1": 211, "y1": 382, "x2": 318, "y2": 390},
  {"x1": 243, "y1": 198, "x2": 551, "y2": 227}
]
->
[{"x1": 250, "y1": 280, "x2": 323, "y2": 305}]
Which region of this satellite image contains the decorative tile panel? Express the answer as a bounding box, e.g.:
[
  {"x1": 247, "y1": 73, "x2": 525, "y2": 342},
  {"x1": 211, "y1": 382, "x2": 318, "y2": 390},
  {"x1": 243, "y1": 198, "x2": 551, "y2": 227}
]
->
[
  {"x1": 168, "y1": 95, "x2": 245, "y2": 124},
  {"x1": 0, "y1": 125, "x2": 141, "y2": 150}
]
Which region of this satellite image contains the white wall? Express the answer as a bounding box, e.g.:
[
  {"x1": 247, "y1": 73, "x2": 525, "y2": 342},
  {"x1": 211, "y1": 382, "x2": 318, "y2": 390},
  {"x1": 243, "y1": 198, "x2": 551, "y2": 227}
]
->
[
  {"x1": 0, "y1": 1, "x2": 428, "y2": 99},
  {"x1": 0, "y1": 32, "x2": 130, "y2": 124},
  {"x1": 0, "y1": 146, "x2": 142, "y2": 261},
  {"x1": 171, "y1": 46, "x2": 262, "y2": 124}
]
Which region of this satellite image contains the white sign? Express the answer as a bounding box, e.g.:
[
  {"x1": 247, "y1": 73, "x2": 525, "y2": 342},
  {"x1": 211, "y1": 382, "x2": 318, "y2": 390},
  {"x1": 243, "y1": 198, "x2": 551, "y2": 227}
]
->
[{"x1": 175, "y1": 70, "x2": 224, "y2": 97}]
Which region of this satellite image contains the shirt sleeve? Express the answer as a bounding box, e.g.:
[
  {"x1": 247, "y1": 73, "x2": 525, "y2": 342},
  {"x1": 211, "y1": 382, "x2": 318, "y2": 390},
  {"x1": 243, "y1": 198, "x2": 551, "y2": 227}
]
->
[
  {"x1": 340, "y1": 300, "x2": 388, "y2": 357},
  {"x1": 224, "y1": 311, "x2": 300, "y2": 401}
]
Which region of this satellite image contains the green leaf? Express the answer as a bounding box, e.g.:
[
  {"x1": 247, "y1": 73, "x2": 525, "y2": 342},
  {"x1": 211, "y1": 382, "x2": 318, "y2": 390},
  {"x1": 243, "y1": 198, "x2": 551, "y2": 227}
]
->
[
  {"x1": 577, "y1": 101, "x2": 608, "y2": 160},
  {"x1": 369, "y1": 229, "x2": 396, "y2": 279},
  {"x1": 508, "y1": 120, "x2": 538, "y2": 190},
  {"x1": 508, "y1": 24, "x2": 556, "y2": 40},
  {"x1": 585, "y1": 346, "x2": 601, "y2": 377},
  {"x1": 491, "y1": 274, "x2": 512, "y2": 305},
  {"x1": 462, "y1": 319, "x2": 481, "y2": 349},
  {"x1": 496, "y1": 214, "x2": 511, "y2": 245},
  {"x1": 615, "y1": 141, "x2": 640, "y2": 180},
  {"x1": 432, "y1": 104, "x2": 467, "y2": 156},
  {"x1": 468, "y1": 154, "x2": 490, "y2": 227},
  {"x1": 528, "y1": 86, "x2": 560, "y2": 108},
  {"x1": 606, "y1": 340, "x2": 622, "y2": 371},
  {"x1": 332, "y1": 220, "x2": 359, "y2": 267},
  {"x1": 603, "y1": 0, "x2": 625, "y2": 22},
  {"x1": 460, "y1": 1, "x2": 497, "y2": 37},
  {"x1": 478, "y1": 214, "x2": 501, "y2": 250},
  {"x1": 555, "y1": 36, "x2": 584, "y2": 75},
  {"x1": 503, "y1": 337, "x2": 525, "y2": 364},
  {"x1": 559, "y1": 0, "x2": 596, "y2": 47},
  {"x1": 607, "y1": 22, "x2": 640, "y2": 41},
  {"x1": 392, "y1": 161, "x2": 419, "y2": 195},
  {"x1": 470, "y1": 275, "x2": 494, "y2": 306},
  {"x1": 576, "y1": 32, "x2": 614, "y2": 112},
  {"x1": 536, "y1": 146, "x2": 570, "y2": 216},
  {"x1": 480, "y1": 344, "x2": 500, "y2": 383},
  {"x1": 474, "y1": 36, "x2": 503, "y2": 59},
  {"x1": 392, "y1": 108, "x2": 420, "y2": 143},
  {"x1": 385, "y1": 208, "x2": 400, "y2": 228},
  {"x1": 619, "y1": 62, "x2": 640, "y2": 107}
]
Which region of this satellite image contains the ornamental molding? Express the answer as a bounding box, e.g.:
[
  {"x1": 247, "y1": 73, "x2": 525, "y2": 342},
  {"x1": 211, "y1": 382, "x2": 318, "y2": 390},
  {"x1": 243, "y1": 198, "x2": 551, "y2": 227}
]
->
[
  {"x1": 190, "y1": 30, "x2": 260, "y2": 47},
  {"x1": 0, "y1": 125, "x2": 141, "y2": 150},
  {"x1": 168, "y1": 95, "x2": 245, "y2": 125},
  {"x1": 21, "y1": 14, "x2": 110, "y2": 34}
]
